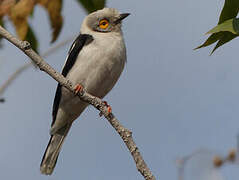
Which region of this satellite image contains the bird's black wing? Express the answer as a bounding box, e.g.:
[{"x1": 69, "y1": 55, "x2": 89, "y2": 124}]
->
[{"x1": 51, "y1": 34, "x2": 93, "y2": 126}]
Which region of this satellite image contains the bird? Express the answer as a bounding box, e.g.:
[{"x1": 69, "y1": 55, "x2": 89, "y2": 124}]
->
[{"x1": 40, "y1": 8, "x2": 130, "y2": 175}]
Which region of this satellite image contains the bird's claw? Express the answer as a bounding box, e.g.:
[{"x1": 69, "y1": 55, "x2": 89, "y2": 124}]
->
[
  {"x1": 74, "y1": 84, "x2": 83, "y2": 94},
  {"x1": 103, "y1": 101, "x2": 112, "y2": 113},
  {"x1": 99, "y1": 101, "x2": 112, "y2": 117}
]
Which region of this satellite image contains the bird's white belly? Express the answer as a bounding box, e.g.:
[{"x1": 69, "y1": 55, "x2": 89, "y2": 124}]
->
[{"x1": 60, "y1": 35, "x2": 126, "y2": 117}]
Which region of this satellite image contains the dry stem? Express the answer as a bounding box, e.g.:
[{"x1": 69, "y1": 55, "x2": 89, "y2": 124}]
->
[{"x1": 0, "y1": 25, "x2": 156, "y2": 180}]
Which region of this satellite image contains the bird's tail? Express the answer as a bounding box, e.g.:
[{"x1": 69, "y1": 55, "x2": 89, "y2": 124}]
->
[{"x1": 40, "y1": 124, "x2": 72, "y2": 175}]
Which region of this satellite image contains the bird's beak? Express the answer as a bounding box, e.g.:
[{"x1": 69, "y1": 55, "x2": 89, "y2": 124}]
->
[{"x1": 114, "y1": 13, "x2": 130, "y2": 24}]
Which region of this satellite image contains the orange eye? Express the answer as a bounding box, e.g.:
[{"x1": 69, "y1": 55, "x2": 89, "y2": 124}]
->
[{"x1": 99, "y1": 19, "x2": 109, "y2": 29}]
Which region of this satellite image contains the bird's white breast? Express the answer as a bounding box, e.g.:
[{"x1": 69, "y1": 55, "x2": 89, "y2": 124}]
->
[{"x1": 60, "y1": 31, "x2": 126, "y2": 115}]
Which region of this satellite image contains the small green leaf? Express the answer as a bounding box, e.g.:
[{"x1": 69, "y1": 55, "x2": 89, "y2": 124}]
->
[
  {"x1": 25, "y1": 25, "x2": 38, "y2": 52},
  {"x1": 196, "y1": 0, "x2": 239, "y2": 54},
  {"x1": 218, "y1": 0, "x2": 239, "y2": 24},
  {"x1": 194, "y1": 32, "x2": 223, "y2": 50},
  {"x1": 195, "y1": 31, "x2": 238, "y2": 54},
  {"x1": 210, "y1": 32, "x2": 238, "y2": 54},
  {"x1": 206, "y1": 19, "x2": 237, "y2": 35},
  {"x1": 76, "y1": 0, "x2": 106, "y2": 13},
  {"x1": 233, "y1": 18, "x2": 239, "y2": 34}
]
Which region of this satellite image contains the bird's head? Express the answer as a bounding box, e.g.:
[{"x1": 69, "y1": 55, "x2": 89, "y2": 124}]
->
[{"x1": 81, "y1": 8, "x2": 130, "y2": 34}]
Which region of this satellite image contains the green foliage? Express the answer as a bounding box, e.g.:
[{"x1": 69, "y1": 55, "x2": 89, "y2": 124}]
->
[
  {"x1": 196, "y1": 0, "x2": 239, "y2": 54},
  {"x1": 206, "y1": 19, "x2": 237, "y2": 35},
  {"x1": 233, "y1": 18, "x2": 239, "y2": 34},
  {"x1": 218, "y1": 0, "x2": 239, "y2": 24},
  {"x1": 25, "y1": 25, "x2": 38, "y2": 52},
  {"x1": 76, "y1": 0, "x2": 106, "y2": 13}
]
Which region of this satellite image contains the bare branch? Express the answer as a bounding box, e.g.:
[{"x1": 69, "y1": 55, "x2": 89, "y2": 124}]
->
[
  {"x1": 176, "y1": 149, "x2": 212, "y2": 180},
  {"x1": 0, "y1": 25, "x2": 156, "y2": 180},
  {"x1": 0, "y1": 36, "x2": 75, "y2": 99}
]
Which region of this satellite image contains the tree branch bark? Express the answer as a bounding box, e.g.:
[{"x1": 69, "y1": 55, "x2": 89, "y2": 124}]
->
[
  {"x1": 0, "y1": 25, "x2": 156, "y2": 180},
  {"x1": 0, "y1": 36, "x2": 75, "y2": 99}
]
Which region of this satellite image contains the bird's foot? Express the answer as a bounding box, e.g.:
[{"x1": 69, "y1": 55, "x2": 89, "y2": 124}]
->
[
  {"x1": 103, "y1": 101, "x2": 112, "y2": 114},
  {"x1": 74, "y1": 84, "x2": 83, "y2": 95},
  {"x1": 99, "y1": 101, "x2": 112, "y2": 117}
]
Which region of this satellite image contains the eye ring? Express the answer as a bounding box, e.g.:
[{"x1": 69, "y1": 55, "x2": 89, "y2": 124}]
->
[{"x1": 99, "y1": 19, "x2": 109, "y2": 29}]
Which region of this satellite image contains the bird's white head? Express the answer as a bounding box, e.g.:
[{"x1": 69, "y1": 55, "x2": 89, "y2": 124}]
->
[{"x1": 80, "y1": 8, "x2": 130, "y2": 34}]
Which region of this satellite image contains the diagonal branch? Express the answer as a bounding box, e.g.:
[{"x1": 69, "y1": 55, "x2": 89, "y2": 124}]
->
[
  {"x1": 0, "y1": 25, "x2": 156, "y2": 180},
  {"x1": 0, "y1": 36, "x2": 75, "y2": 100}
]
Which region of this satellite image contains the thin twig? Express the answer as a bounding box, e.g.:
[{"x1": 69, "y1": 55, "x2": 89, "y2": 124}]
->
[
  {"x1": 0, "y1": 36, "x2": 75, "y2": 99},
  {"x1": 0, "y1": 25, "x2": 156, "y2": 180},
  {"x1": 176, "y1": 149, "x2": 209, "y2": 180}
]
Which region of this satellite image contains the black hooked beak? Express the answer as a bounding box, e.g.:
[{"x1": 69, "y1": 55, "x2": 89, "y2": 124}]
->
[{"x1": 114, "y1": 13, "x2": 130, "y2": 24}]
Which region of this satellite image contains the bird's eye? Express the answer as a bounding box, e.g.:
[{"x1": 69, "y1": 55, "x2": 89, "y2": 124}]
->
[{"x1": 99, "y1": 19, "x2": 109, "y2": 29}]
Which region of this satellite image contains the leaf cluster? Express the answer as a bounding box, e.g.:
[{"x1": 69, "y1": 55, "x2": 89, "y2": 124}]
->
[{"x1": 196, "y1": 0, "x2": 239, "y2": 54}]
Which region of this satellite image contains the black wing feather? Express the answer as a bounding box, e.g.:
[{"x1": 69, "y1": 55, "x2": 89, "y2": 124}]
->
[{"x1": 51, "y1": 34, "x2": 93, "y2": 126}]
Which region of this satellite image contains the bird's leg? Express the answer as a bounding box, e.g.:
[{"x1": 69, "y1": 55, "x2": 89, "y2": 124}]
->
[
  {"x1": 99, "y1": 101, "x2": 112, "y2": 117},
  {"x1": 74, "y1": 84, "x2": 83, "y2": 94}
]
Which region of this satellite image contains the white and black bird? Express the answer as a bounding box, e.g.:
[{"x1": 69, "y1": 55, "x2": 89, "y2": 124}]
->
[{"x1": 40, "y1": 8, "x2": 130, "y2": 175}]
